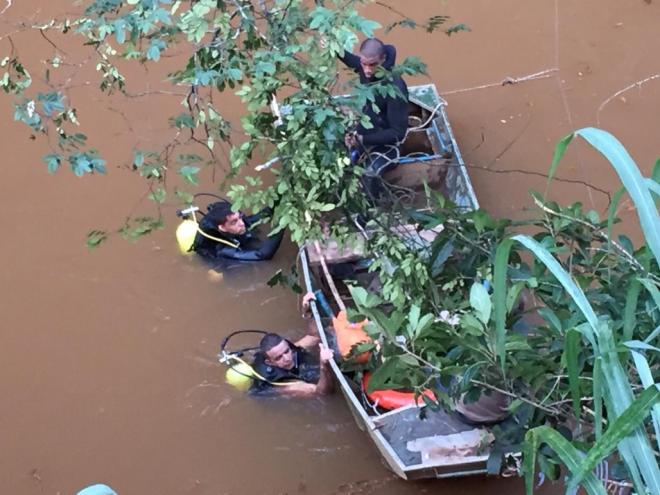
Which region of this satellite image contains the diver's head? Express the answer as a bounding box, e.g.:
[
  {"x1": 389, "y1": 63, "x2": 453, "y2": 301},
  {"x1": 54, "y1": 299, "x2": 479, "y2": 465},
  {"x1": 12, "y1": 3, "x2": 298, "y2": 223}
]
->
[
  {"x1": 206, "y1": 202, "x2": 246, "y2": 235},
  {"x1": 359, "y1": 38, "x2": 386, "y2": 79},
  {"x1": 261, "y1": 333, "x2": 295, "y2": 370}
]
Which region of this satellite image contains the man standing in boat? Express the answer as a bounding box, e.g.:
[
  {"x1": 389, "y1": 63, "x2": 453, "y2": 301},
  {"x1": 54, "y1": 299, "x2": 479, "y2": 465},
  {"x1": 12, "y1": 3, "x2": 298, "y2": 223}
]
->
[{"x1": 340, "y1": 38, "x2": 409, "y2": 202}]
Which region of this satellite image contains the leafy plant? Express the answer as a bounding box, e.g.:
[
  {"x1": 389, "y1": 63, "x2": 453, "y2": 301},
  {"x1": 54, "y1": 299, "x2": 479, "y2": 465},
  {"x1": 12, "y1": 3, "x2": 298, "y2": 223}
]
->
[{"x1": 349, "y1": 129, "x2": 659, "y2": 493}]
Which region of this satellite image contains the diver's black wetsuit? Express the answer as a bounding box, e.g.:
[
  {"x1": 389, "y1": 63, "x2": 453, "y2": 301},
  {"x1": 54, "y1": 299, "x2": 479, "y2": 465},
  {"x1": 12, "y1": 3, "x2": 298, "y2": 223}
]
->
[
  {"x1": 249, "y1": 344, "x2": 320, "y2": 395},
  {"x1": 192, "y1": 207, "x2": 283, "y2": 262}
]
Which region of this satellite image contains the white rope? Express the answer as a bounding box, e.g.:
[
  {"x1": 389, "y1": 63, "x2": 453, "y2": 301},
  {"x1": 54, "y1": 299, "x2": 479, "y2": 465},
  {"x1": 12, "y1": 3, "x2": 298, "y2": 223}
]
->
[
  {"x1": 596, "y1": 73, "x2": 660, "y2": 126},
  {"x1": 440, "y1": 68, "x2": 558, "y2": 96},
  {"x1": 0, "y1": 0, "x2": 12, "y2": 16}
]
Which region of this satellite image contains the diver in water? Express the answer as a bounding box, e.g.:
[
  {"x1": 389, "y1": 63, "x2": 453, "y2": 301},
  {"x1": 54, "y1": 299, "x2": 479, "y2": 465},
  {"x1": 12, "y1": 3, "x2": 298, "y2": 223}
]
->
[
  {"x1": 249, "y1": 331, "x2": 334, "y2": 397},
  {"x1": 191, "y1": 201, "x2": 283, "y2": 262},
  {"x1": 340, "y1": 38, "x2": 409, "y2": 201},
  {"x1": 222, "y1": 293, "x2": 335, "y2": 397}
]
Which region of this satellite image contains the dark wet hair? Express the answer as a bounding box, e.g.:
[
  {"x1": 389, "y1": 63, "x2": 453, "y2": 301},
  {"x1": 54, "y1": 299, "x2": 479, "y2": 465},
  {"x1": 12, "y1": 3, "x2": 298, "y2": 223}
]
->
[
  {"x1": 260, "y1": 333, "x2": 284, "y2": 354},
  {"x1": 204, "y1": 201, "x2": 234, "y2": 227},
  {"x1": 360, "y1": 38, "x2": 386, "y2": 59}
]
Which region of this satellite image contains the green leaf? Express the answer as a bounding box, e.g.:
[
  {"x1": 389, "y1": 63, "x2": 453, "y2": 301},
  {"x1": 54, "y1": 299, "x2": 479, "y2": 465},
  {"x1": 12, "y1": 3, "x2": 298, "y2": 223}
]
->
[
  {"x1": 652, "y1": 158, "x2": 660, "y2": 184},
  {"x1": 178, "y1": 165, "x2": 200, "y2": 185},
  {"x1": 43, "y1": 153, "x2": 61, "y2": 173},
  {"x1": 568, "y1": 386, "x2": 660, "y2": 491},
  {"x1": 366, "y1": 357, "x2": 401, "y2": 393},
  {"x1": 546, "y1": 132, "x2": 574, "y2": 188},
  {"x1": 524, "y1": 426, "x2": 607, "y2": 495},
  {"x1": 523, "y1": 423, "x2": 541, "y2": 495},
  {"x1": 86, "y1": 229, "x2": 108, "y2": 249},
  {"x1": 574, "y1": 128, "x2": 660, "y2": 266},
  {"x1": 538, "y1": 307, "x2": 562, "y2": 333},
  {"x1": 512, "y1": 234, "x2": 599, "y2": 348},
  {"x1": 355, "y1": 18, "x2": 381, "y2": 38},
  {"x1": 149, "y1": 187, "x2": 166, "y2": 204},
  {"x1": 624, "y1": 340, "x2": 660, "y2": 352},
  {"x1": 172, "y1": 113, "x2": 195, "y2": 129},
  {"x1": 623, "y1": 279, "x2": 641, "y2": 342},
  {"x1": 133, "y1": 150, "x2": 145, "y2": 168},
  {"x1": 493, "y1": 238, "x2": 514, "y2": 370},
  {"x1": 469, "y1": 282, "x2": 492, "y2": 325},
  {"x1": 646, "y1": 178, "x2": 660, "y2": 199},
  {"x1": 631, "y1": 351, "x2": 660, "y2": 453},
  {"x1": 593, "y1": 358, "x2": 603, "y2": 440},
  {"x1": 445, "y1": 23, "x2": 470, "y2": 36},
  {"x1": 564, "y1": 328, "x2": 582, "y2": 419},
  {"x1": 638, "y1": 278, "x2": 660, "y2": 316}
]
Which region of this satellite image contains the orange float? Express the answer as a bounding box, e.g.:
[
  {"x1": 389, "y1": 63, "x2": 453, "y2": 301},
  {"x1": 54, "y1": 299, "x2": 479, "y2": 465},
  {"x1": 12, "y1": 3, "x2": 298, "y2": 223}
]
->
[
  {"x1": 362, "y1": 372, "x2": 436, "y2": 411},
  {"x1": 332, "y1": 310, "x2": 371, "y2": 364}
]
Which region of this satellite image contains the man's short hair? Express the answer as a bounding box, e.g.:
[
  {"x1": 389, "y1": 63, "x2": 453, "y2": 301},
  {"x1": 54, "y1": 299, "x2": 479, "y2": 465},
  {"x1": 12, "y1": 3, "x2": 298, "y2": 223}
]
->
[
  {"x1": 260, "y1": 333, "x2": 284, "y2": 354},
  {"x1": 360, "y1": 38, "x2": 386, "y2": 59},
  {"x1": 205, "y1": 201, "x2": 233, "y2": 227}
]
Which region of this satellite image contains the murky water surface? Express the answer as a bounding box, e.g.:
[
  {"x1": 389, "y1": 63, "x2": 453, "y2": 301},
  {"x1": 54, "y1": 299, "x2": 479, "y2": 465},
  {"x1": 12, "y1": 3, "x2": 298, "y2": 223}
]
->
[{"x1": 1, "y1": 1, "x2": 658, "y2": 493}]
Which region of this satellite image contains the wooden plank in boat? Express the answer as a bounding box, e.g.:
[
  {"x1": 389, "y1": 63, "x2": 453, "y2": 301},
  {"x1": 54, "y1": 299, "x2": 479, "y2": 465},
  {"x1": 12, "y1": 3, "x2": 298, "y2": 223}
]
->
[
  {"x1": 306, "y1": 224, "x2": 443, "y2": 266},
  {"x1": 383, "y1": 158, "x2": 450, "y2": 190}
]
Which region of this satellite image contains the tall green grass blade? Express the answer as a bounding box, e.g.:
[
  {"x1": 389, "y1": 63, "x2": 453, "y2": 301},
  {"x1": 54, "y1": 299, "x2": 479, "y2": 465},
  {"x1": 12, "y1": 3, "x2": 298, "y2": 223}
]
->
[
  {"x1": 568, "y1": 385, "x2": 660, "y2": 491},
  {"x1": 624, "y1": 340, "x2": 660, "y2": 353},
  {"x1": 564, "y1": 328, "x2": 582, "y2": 419},
  {"x1": 525, "y1": 426, "x2": 607, "y2": 495},
  {"x1": 653, "y1": 158, "x2": 660, "y2": 183},
  {"x1": 645, "y1": 325, "x2": 660, "y2": 344},
  {"x1": 647, "y1": 178, "x2": 660, "y2": 198},
  {"x1": 514, "y1": 234, "x2": 660, "y2": 493},
  {"x1": 493, "y1": 238, "x2": 514, "y2": 371},
  {"x1": 638, "y1": 278, "x2": 660, "y2": 315},
  {"x1": 512, "y1": 234, "x2": 599, "y2": 348},
  {"x1": 523, "y1": 423, "x2": 541, "y2": 495},
  {"x1": 606, "y1": 186, "x2": 625, "y2": 253},
  {"x1": 652, "y1": 158, "x2": 660, "y2": 203},
  {"x1": 623, "y1": 280, "x2": 641, "y2": 342},
  {"x1": 574, "y1": 128, "x2": 660, "y2": 265},
  {"x1": 593, "y1": 357, "x2": 603, "y2": 440},
  {"x1": 546, "y1": 132, "x2": 574, "y2": 192},
  {"x1": 631, "y1": 351, "x2": 660, "y2": 453},
  {"x1": 601, "y1": 352, "x2": 660, "y2": 495}
]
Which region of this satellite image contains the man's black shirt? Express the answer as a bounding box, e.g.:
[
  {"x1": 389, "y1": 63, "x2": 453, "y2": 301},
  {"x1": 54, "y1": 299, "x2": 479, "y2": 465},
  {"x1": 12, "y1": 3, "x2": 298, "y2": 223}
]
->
[{"x1": 339, "y1": 44, "x2": 409, "y2": 147}]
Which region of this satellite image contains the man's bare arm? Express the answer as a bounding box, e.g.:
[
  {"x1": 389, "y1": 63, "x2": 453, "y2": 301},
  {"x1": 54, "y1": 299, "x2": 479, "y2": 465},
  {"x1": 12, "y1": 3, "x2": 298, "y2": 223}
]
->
[{"x1": 275, "y1": 345, "x2": 334, "y2": 397}]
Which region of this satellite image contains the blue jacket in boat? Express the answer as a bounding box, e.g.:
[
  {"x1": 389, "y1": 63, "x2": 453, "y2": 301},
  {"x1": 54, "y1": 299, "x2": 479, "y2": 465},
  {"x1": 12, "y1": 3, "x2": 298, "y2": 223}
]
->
[{"x1": 339, "y1": 44, "x2": 409, "y2": 147}]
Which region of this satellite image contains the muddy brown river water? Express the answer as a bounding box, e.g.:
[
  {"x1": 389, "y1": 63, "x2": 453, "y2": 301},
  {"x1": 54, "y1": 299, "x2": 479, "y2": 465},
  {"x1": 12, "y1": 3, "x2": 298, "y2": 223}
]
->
[{"x1": 1, "y1": 1, "x2": 658, "y2": 494}]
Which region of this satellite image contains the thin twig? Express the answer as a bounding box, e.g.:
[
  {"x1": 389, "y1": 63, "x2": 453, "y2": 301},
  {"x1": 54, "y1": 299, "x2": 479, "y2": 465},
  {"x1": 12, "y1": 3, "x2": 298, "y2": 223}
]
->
[{"x1": 390, "y1": 340, "x2": 560, "y2": 415}]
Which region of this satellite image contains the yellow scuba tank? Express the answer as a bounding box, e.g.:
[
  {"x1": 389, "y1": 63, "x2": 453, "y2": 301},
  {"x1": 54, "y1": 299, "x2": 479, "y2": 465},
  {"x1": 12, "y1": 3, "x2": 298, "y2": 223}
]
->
[
  {"x1": 225, "y1": 362, "x2": 254, "y2": 392},
  {"x1": 176, "y1": 219, "x2": 198, "y2": 254}
]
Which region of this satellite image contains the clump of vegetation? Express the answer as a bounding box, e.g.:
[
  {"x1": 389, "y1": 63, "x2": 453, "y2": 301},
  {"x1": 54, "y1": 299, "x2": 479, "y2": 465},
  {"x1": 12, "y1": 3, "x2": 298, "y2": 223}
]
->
[{"x1": 351, "y1": 129, "x2": 660, "y2": 494}]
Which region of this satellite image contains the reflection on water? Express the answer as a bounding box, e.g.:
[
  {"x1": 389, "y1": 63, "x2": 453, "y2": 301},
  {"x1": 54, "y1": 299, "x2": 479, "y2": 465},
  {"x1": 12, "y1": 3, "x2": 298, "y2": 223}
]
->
[{"x1": 1, "y1": 0, "x2": 658, "y2": 493}]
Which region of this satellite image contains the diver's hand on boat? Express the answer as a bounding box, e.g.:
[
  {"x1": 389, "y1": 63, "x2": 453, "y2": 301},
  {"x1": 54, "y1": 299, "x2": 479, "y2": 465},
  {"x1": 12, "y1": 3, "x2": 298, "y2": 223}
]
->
[
  {"x1": 302, "y1": 291, "x2": 316, "y2": 312},
  {"x1": 319, "y1": 344, "x2": 334, "y2": 364}
]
